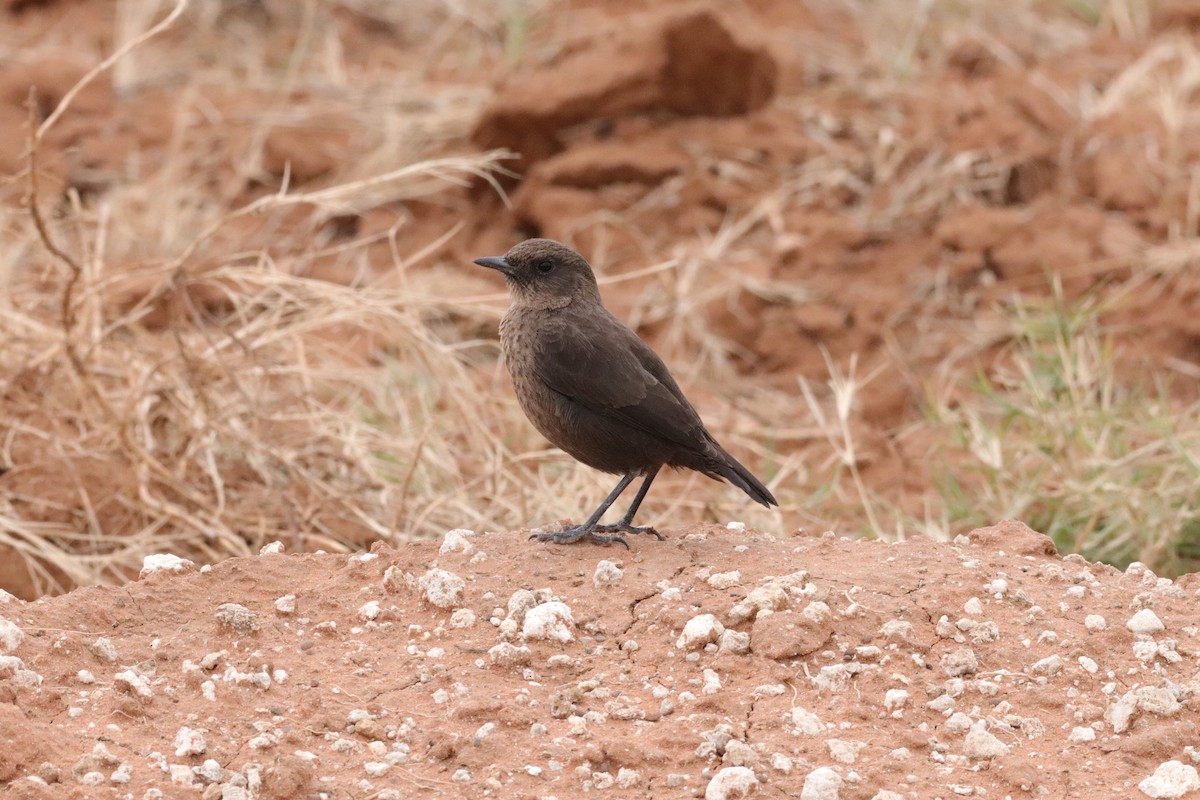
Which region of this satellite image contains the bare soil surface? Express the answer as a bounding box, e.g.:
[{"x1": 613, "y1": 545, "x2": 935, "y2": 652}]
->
[{"x1": 3, "y1": 522, "x2": 1200, "y2": 799}]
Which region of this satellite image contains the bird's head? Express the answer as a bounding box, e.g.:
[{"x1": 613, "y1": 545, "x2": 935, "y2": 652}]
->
[{"x1": 474, "y1": 239, "x2": 601, "y2": 309}]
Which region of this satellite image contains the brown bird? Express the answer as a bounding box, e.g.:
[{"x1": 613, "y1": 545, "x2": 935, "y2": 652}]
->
[{"x1": 475, "y1": 238, "x2": 777, "y2": 547}]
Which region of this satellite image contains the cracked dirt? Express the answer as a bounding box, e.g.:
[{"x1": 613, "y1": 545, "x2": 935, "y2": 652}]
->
[{"x1": 3, "y1": 521, "x2": 1200, "y2": 799}]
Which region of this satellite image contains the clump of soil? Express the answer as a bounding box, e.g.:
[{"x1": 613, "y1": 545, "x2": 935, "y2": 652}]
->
[{"x1": 3, "y1": 521, "x2": 1199, "y2": 798}]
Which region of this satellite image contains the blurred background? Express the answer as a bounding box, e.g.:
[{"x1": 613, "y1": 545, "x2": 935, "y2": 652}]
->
[{"x1": 1, "y1": 0, "x2": 1198, "y2": 597}]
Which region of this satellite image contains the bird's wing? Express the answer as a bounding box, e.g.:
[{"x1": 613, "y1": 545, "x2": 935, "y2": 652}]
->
[{"x1": 533, "y1": 309, "x2": 710, "y2": 452}]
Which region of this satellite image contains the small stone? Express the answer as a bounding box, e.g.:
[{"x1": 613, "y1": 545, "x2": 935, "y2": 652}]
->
[
  {"x1": 139, "y1": 554, "x2": 196, "y2": 578},
  {"x1": 1138, "y1": 761, "x2": 1200, "y2": 798},
  {"x1": 450, "y1": 608, "x2": 476, "y2": 628},
  {"x1": 439, "y1": 529, "x2": 474, "y2": 555},
  {"x1": 522, "y1": 602, "x2": 574, "y2": 642},
  {"x1": 802, "y1": 601, "x2": 831, "y2": 625},
  {"x1": 707, "y1": 570, "x2": 741, "y2": 589},
  {"x1": 274, "y1": 595, "x2": 296, "y2": 615},
  {"x1": 487, "y1": 642, "x2": 532, "y2": 666},
  {"x1": 963, "y1": 720, "x2": 1009, "y2": 759},
  {"x1": 729, "y1": 584, "x2": 789, "y2": 623},
  {"x1": 418, "y1": 568, "x2": 465, "y2": 609},
  {"x1": 705, "y1": 766, "x2": 758, "y2": 800},
  {"x1": 926, "y1": 694, "x2": 955, "y2": 714},
  {"x1": 723, "y1": 740, "x2": 758, "y2": 767},
  {"x1": 1068, "y1": 727, "x2": 1096, "y2": 743},
  {"x1": 941, "y1": 647, "x2": 979, "y2": 677},
  {"x1": 174, "y1": 727, "x2": 207, "y2": 757},
  {"x1": 593, "y1": 560, "x2": 624, "y2": 588},
  {"x1": 719, "y1": 629, "x2": 751, "y2": 655},
  {"x1": 946, "y1": 712, "x2": 973, "y2": 734},
  {"x1": 800, "y1": 766, "x2": 842, "y2": 800},
  {"x1": 1030, "y1": 655, "x2": 1064, "y2": 676},
  {"x1": 884, "y1": 689, "x2": 908, "y2": 711},
  {"x1": 789, "y1": 707, "x2": 824, "y2": 735},
  {"x1": 1127, "y1": 609, "x2": 1165, "y2": 635},
  {"x1": 214, "y1": 604, "x2": 259, "y2": 636},
  {"x1": 114, "y1": 670, "x2": 153, "y2": 699},
  {"x1": 963, "y1": 597, "x2": 983, "y2": 616},
  {"x1": 826, "y1": 739, "x2": 864, "y2": 764},
  {"x1": 616, "y1": 767, "x2": 642, "y2": 788},
  {"x1": 0, "y1": 618, "x2": 23, "y2": 653},
  {"x1": 677, "y1": 614, "x2": 724, "y2": 650}
]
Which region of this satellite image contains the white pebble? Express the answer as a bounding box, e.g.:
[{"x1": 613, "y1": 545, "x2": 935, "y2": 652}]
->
[
  {"x1": 800, "y1": 766, "x2": 842, "y2": 800},
  {"x1": 884, "y1": 689, "x2": 908, "y2": 711},
  {"x1": 0, "y1": 618, "x2": 24, "y2": 654},
  {"x1": 963, "y1": 597, "x2": 983, "y2": 616},
  {"x1": 139, "y1": 554, "x2": 195, "y2": 578},
  {"x1": 419, "y1": 568, "x2": 465, "y2": 609},
  {"x1": 522, "y1": 602, "x2": 575, "y2": 642},
  {"x1": 1084, "y1": 614, "x2": 1106, "y2": 631},
  {"x1": 1138, "y1": 761, "x2": 1200, "y2": 798},
  {"x1": 1127, "y1": 609, "x2": 1165, "y2": 634},
  {"x1": 963, "y1": 721, "x2": 1009, "y2": 759},
  {"x1": 1030, "y1": 655, "x2": 1063, "y2": 676},
  {"x1": 789, "y1": 707, "x2": 824, "y2": 735},
  {"x1": 259, "y1": 541, "x2": 284, "y2": 555},
  {"x1": 173, "y1": 726, "x2": 207, "y2": 757},
  {"x1": 705, "y1": 766, "x2": 759, "y2": 800},
  {"x1": 707, "y1": 570, "x2": 741, "y2": 589},
  {"x1": 1068, "y1": 726, "x2": 1096, "y2": 743},
  {"x1": 827, "y1": 739, "x2": 863, "y2": 765},
  {"x1": 274, "y1": 595, "x2": 296, "y2": 614},
  {"x1": 439, "y1": 529, "x2": 475, "y2": 555},
  {"x1": 593, "y1": 560, "x2": 624, "y2": 588},
  {"x1": 677, "y1": 614, "x2": 724, "y2": 650},
  {"x1": 114, "y1": 670, "x2": 152, "y2": 699}
]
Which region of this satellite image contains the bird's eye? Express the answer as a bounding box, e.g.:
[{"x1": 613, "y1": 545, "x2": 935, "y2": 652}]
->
[{"x1": 536, "y1": 260, "x2": 553, "y2": 274}]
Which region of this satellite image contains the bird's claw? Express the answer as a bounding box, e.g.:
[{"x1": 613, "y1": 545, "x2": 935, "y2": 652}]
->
[
  {"x1": 594, "y1": 522, "x2": 664, "y2": 541},
  {"x1": 529, "y1": 525, "x2": 631, "y2": 548}
]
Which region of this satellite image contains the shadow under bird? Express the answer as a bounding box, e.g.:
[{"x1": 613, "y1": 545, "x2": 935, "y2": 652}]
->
[{"x1": 475, "y1": 238, "x2": 778, "y2": 547}]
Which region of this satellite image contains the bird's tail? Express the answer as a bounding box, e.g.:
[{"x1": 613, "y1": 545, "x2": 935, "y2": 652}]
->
[{"x1": 709, "y1": 447, "x2": 778, "y2": 508}]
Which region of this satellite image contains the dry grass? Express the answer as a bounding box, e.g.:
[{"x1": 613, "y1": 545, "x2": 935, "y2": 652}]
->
[{"x1": 0, "y1": 1, "x2": 526, "y2": 592}]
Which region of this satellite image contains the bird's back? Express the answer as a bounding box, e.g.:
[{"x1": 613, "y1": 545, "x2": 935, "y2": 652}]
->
[{"x1": 500, "y1": 301, "x2": 717, "y2": 475}]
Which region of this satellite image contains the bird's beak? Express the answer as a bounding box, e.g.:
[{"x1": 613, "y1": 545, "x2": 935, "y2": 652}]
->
[{"x1": 473, "y1": 256, "x2": 514, "y2": 276}]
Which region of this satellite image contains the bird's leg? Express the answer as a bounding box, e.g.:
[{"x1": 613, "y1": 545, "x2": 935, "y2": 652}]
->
[
  {"x1": 530, "y1": 473, "x2": 637, "y2": 547},
  {"x1": 595, "y1": 467, "x2": 664, "y2": 540}
]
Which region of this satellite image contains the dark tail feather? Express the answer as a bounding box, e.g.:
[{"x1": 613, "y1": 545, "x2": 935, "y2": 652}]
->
[{"x1": 710, "y1": 448, "x2": 778, "y2": 508}]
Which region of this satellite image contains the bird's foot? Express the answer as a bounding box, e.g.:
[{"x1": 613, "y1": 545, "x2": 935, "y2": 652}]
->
[
  {"x1": 595, "y1": 521, "x2": 665, "y2": 541},
  {"x1": 529, "y1": 525, "x2": 631, "y2": 548}
]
